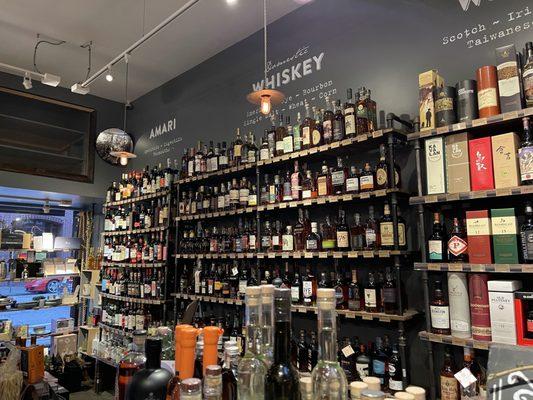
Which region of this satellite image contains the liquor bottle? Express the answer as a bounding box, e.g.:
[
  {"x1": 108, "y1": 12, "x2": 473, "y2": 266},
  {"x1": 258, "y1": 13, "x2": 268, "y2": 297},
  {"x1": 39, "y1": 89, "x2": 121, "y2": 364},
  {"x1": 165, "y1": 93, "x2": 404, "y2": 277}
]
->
[
  {"x1": 296, "y1": 330, "x2": 309, "y2": 373},
  {"x1": 321, "y1": 216, "x2": 337, "y2": 250},
  {"x1": 430, "y1": 280, "x2": 451, "y2": 335},
  {"x1": 302, "y1": 266, "x2": 317, "y2": 306},
  {"x1": 317, "y1": 161, "x2": 332, "y2": 197},
  {"x1": 364, "y1": 272, "x2": 379, "y2": 313},
  {"x1": 117, "y1": 330, "x2": 147, "y2": 400},
  {"x1": 291, "y1": 161, "x2": 302, "y2": 201},
  {"x1": 428, "y1": 213, "x2": 446, "y2": 261},
  {"x1": 291, "y1": 270, "x2": 302, "y2": 304},
  {"x1": 126, "y1": 338, "x2": 173, "y2": 400},
  {"x1": 339, "y1": 337, "x2": 356, "y2": 382},
  {"x1": 379, "y1": 203, "x2": 394, "y2": 249},
  {"x1": 333, "y1": 99, "x2": 346, "y2": 142},
  {"x1": 364, "y1": 206, "x2": 380, "y2": 250},
  {"x1": 260, "y1": 133, "x2": 270, "y2": 161},
  {"x1": 261, "y1": 284, "x2": 275, "y2": 366},
  {"x1": 179, "y1": 378, "x2": 202, "y2": 400},
  {"x1": 356, "y1": 88, "x2": 369, "y2": 135},
  {"x1": 348, "y1": 269, "x2": 362, "y2": 311},
  {"x1": 308, "y1": 332, "x2": 319, "y2": 372},
  {"x1": 344, "y1": 89, "x2": 356, "y2": 137},
  {"x1": 440, "y1": 347, "x2": 459, "y2": 400},
  {"x1": 237, "y1": 287, "x2": 267, "y2": 400},
  {"x1": 312, "y1": 106, "x2": 323, "y2": 147},
  {"x1": 336, "y1": 210, "x2": 350, "y2": 250},
  {"x1": 519, "y1": 117, "x2": 533, "y2": 185},
  {"x1": 382, "y1": 268, "x2": 397, "y2": 315},
  {"x1": 359, "y1": 162, "x2": 375, "y2": 192},
  {"x1": 334, "y1": 270, "x2": 348, "y2": 309},
  {"x1": 322, "y1": 96, "x2": 334, "y2": 144},
  {"x1": 521, "y1": 202, "x2": 533, "y2": 263},
  {"x1": 302, "y1": 169, "x2": 316, "y2": 199},
  {"x1": 275, "y1": 114, "x2": 286, "y2": 157},
  {"x1": 331, "y1": 157, "x2": 347, "y2": 194},
  {"x1": 350, "y1": 213, "x2": 365, "y2": 250},
  {"x1": 248, "y1": 132, "x2": 257, "y2": 164},
  {"x1": 233, "y1": 129, "x2": 243, "y2": 165},
  {"x1": 523, "y1": 42, "x2": 533, "y2": 107},
  {"x1": 461, "y1": 348, "x2": 479, "y2": 398},
  {"x1": 345, "y1": 166, "x2": 359, "y2": 194},
  {"x1": 447, "y1": 272, "x2": 471, "y2": 339},
  {"x1": 387, "y1": 345, "x2": 403, "y2": 393},
  {"x1": 267, "y1": 116, "x2": 276, "y2": 158},
  {"x1": 301, "y1": 101, "x2": 313, "y2": 150},
  {"x1": 372, "y1": 337, "x2": 388, "y2": 388},
  {"x1": 204, "y1": 365, "x2": 223, "y2": 400},
  {"x1": 375, "y1": 144, "x2": 389, "y2": 190},
  {"x1": 283, "y1": 116, "x2": 294, "y2": 155},
  {"x1": 311, "y1": 288, "x2": 348, "y2": 399},
  {"x1": 265, "y1": 288, "x2": 300, "y2": 400},
  {"x1": 448, "y1": 218, "x2": 468, "y2": 262},
  {"x1": 306, "y1": 222, "x2": 321, "y2": 251},
  {"x1": 221, "y1": 344, "x2": 238, "y2": 400},
  {"x1": 293, "y1": 112, "x2": 302, "y2": 152},
  {"x1": 219, "y1": 142, "x2": 229, "y2": 169},
  {"x1": 355, "y1": 344, "x2": 370, "y2": 380}
]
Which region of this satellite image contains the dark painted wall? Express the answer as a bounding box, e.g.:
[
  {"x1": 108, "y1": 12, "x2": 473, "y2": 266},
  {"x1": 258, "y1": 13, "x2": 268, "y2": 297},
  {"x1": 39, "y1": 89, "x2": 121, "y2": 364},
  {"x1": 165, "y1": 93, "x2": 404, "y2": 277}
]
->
[{"x1": 0, "y1": 71, "x2": 124, "y2": 201}]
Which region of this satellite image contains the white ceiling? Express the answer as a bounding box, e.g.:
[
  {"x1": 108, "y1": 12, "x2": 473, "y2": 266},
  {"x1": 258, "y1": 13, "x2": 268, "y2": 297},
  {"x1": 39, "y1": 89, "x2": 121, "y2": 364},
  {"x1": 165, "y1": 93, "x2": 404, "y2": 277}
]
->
[{"x1": 0, "y1": 0, "x2": 305, "y2": 102}]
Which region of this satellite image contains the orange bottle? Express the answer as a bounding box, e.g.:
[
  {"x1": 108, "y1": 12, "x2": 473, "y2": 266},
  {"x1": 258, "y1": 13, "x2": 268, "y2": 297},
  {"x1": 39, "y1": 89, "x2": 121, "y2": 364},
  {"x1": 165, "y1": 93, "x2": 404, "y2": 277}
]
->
[
  {"x1": 174, "y1": 324, "x2": 192, "y2": 375},
  {"x1": 203, "y1": 326, "x2": 223, "y2": 375},
  {"x1": 178, "y1": 327, "x2": 200, "y2": 380}
]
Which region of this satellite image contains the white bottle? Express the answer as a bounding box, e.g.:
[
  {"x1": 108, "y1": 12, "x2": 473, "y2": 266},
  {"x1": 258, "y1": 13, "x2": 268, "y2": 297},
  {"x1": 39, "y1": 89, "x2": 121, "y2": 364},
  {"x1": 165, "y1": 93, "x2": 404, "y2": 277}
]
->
[{"x1": 447, "y1": 272, "x2": 471, "y2": 338}]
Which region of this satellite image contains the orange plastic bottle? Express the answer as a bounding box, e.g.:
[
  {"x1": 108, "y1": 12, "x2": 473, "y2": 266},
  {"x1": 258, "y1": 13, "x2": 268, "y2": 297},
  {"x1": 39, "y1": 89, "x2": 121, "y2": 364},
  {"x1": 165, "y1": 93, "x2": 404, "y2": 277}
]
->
[
  {"x1": 174, "y1": 324, "x2": 192, "y2": 375},
  {"x1": 178, "y1": 327, "x2": 200, "y2": 380},
  {"x1": 202, "y1": 326, "x2": 224, "y2": 375}
]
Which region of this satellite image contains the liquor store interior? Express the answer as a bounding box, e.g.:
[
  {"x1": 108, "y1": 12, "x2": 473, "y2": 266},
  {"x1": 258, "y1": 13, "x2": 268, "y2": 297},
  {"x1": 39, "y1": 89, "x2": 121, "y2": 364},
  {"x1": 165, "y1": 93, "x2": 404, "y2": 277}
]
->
[{"x1": 0, "y1": 0, "x2": 532, "y2": 399}]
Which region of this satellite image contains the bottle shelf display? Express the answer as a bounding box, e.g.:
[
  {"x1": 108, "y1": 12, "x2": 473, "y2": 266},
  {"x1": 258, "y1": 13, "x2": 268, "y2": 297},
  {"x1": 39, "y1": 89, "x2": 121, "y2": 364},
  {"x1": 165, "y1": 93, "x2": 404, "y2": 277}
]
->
[
  {"x1": 412, "y1": 104, "x2": 533, "y2": 400},
  {"x1": 173, "y1": 104, "x2": 418, "y2": 390}
]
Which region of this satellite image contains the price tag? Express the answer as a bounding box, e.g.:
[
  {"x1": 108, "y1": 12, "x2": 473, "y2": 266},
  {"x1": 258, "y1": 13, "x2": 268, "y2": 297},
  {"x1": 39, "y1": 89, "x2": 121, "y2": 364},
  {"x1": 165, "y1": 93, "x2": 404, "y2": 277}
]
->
[
  {"x1": 362, "y1": 314, "x2": 372, "y2": 320},
  {"x1": 317, "y1": 197, "x2": 327, "y2": 204},
  {"x1": 304, "y1": 252, "x2": 314, "y2": 258},
  {"x1": 448, "y1": 264, "x2": 463, "y2": 272},
  {"x1": 319, "y1": 252, "x2": 328, "y2": 258},
  {"x1": 363, "y1": 251, "x2": 373, "y2": 258},
  {"x1": 341, "y1": 138, "x2": 352, "y2": 146},
  {"x1": 268, "y1": 252, "x2": 276, "y2": 258},
  {"x1": 378, "y1": 250, "x2": 389, "y2": 258},
  {"x1": 333, "y1": 252, "x2": 343, "y2": 259},
  {"x1": 454, "y1": 367, "x2": 478, "y2": 389},
  {"x1": 472, "y1": 117, "x2": 487, "y2": 127},
  {"x1": 342, "y1": 194, "x2": 353, "y2": 201},
  {"x1": 360, "y1": 192, "x2": 370, "y2": 199},
  {"x1": 331, "y1": 141, "x2": 340, "y2": 149},
  {"x1": 341, "y1": 345, "x2": 355, "y2": 358}
]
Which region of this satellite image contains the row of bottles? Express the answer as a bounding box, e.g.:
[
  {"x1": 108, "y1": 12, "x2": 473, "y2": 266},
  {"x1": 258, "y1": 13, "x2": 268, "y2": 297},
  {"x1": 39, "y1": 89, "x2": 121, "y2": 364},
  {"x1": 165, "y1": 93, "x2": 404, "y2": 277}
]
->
[
  {"x1": 106, "y1": 160, "x2": 176, "y2": 203},
  {"x1": 101, "y1": 267, "x2": 164, "y2": 299},
  {"x1": 178, "y1": 205, "x2": 407, "y2": 254},
  {"x1": 101, "y1": 301, "x2": 165, "y2": 332},
  {"x1": 179, "y1": 88, "x2": 378, "y2": 178},
  {"x1": 178, "y1": 263, "x2": 399, "y2": 314},
  {"x1": 103, "y1": 233, "x2": 168, "y2": 263},
  {"x1": 104, "y1": 198, "x2": 170, "y2": 231},
  {"x1": 440, "y1": 347, "x2": 486, "y2": 400}
]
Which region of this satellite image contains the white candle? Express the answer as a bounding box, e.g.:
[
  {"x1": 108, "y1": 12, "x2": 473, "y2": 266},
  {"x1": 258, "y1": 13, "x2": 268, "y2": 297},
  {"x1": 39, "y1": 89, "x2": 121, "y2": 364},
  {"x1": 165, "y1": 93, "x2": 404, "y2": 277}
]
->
[
  {"x1": 350, "y1": 381, "x2": 369, "y2": 399},
  {"x1": 405, "y1": 386, "x2": 426, "y2": 400},
  {"x1": 395, "y1": 392, "x2": 415, "y2": 400},
  {"x1": 362, "y1": 376, "x2": 381, "y2": 391}
]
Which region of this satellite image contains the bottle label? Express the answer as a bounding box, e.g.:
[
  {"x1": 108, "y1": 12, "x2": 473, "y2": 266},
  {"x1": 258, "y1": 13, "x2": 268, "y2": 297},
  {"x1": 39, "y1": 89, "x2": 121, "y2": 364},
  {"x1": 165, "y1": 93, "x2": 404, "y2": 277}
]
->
[
  {"x1": 291, "y1": 173, "x2": 301, "y2": 199},
  {"x1": 448, "y1": 235, "x2": 468, "y2": 256},
  {"x1": 478, "y1": 87, "x2": 498, "y2": 109},
  {"x1": 356, "y1": 362, "x2": 369, "y2": 378},
  {"x1": 398, "y1": 223, "x2": 406, "y2": 247},
  {"x1": 302, "y1": 281, "x2": 313, "y2": 298},
  {"x1": 519, "y1": 146, "x2": 533, "y2": 182},
  {"x1": 520, "y1": 230, "x2": 533, "y2": 261},
  {"x1": 291, "y1": 286, "x2": 300, "y2": 302},
  {"x1": 283, "y1": 136, "x2": 294, "y2": 154},
  {"x1": 219, "y1": 155, "x2": 228, "y2": 166},
  {"x1": 345, "y1": 114, "x2": 356, "y2": 135},
  {"x1": 239, "y1": 280, "x2": 247, "y2": 295},
  {"x1": 302, "y1": 127, "x2": 311, "y2": 145},
  {"x1": 276, "y1": 140, "x2": 284, "y2": 153},
  {"x1": 331, "y1": 170, "x2": 345, "y2": 187},
  {"x1": 337, "y1": 231, "x2": 349, "y2": 248},
  {"x1": 333, "y1": 121, "x2": 344, "y2": 141},
  {"x1": 376, "y1": 168, "x2": 387, "y2": 186},
  {"x1": 359, "y1": 175, "x2": 374, "y2": 190},
  {"x1": 239, "y1": 188, "x2": 250, "y2": 204},
  {"x1": 282, "y1": 234, "x2": 294, "y2": 251},
  {"x1": 272, "y1": 235, "x2": 280, "y2": 246},
  {"x1": 323, "y1": 120, "x2": 332, "y2": 141},
  {"x1": 341, "y1": 345, "x2": 355, "y2": 358},
  {"x1": 428, "y1": 240, "x2": 443, "y2": 261},
  {"x1": 217, "y1": 196, "x2": 225, "y2": 210},
  {"x1": 430, "y1": 305, "x2": 450, "y2": 329},
  {"x1": 306, "y1": 239, "x2": 318, "y2": 250},
  {"x1": 322, "y1": 239, "x2": 336, "y2": 249},
  {"x1": 383, "y1": 287, "x2": 396, "y2": 303},
  {"x1": 230, "y1": 189, "x2": 239, "y2": 204},
  {"x1": 497, "y1": 61, "x2": 520, "y2": 97},
  {"x1": 261, "y1": 236, "x2": 271, "y2": 249},
  {"x1": 380, "y1": 222, "x2": 394, "y2": 246},
  {"x1": 365, "y1": 229, "x2": 376, "y2": 246},
  {"x1": 372, "y1": 359, "x2": 386, "y2": 381},
  {"x1": 440, "y1": 376, "x2": 459, "y2": 400},
  {"x1": 302, "y1": 189, "x2": 312, "y2": 199},
  {"x1": 234, "y1": 144, "x2": 242, "y2": 157},
  {"x1": 260, "y1": 148, "x2": 270, "y2": 161},
  {"x1": 293, "y1": 126, "x2": 301, "y2": 151},
  {"x1": 389, "y1": 378, "x2": 404, "y2": 391},
  {"x1": 312, "y1": 129, "x2": 321, "y2": 145},
  {"x1": 248, "y1": 194, "x2": 257, "y2": 206},
  {"x1": 364, "y1": 288, "x2": 377, "y2": 307},
  {"x1": 317, "y1": 177, "x2": 328, "y2": 196},
  {"x1": 345, "y1": 177, "x2": 359, "y2": 192}
]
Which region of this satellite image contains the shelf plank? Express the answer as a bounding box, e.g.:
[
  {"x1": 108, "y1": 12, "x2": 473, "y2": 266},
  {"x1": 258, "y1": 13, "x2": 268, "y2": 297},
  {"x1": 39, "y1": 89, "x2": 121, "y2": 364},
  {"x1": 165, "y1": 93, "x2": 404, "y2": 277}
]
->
[
  {"x1": 102, "y1": 226, "x2": 168, "y2": 237},
  {"x1": 419, "y1": 331, "x2": 494, "y2": 350},
  {"x1": 99, "y1": 292, "x2": 167, "y2": 305},
  {"x1": 98, "y1": 322, "x2": 133, "y2": 338},
  {"x1": 175, "y1": 250, "x2": 410, "y2": 260},
  {"x1": 409, "y1": 185, "x2": 533, "y2": 205},
  {"x1": 414, "y1": 262, "x2": 533, "y2": 273},
  {"x1": 100, "y1": 262, "x2": 166, "y2": 268},
  {"x1": 103, "y1": 189, "x2": 171, "y2": 208}
]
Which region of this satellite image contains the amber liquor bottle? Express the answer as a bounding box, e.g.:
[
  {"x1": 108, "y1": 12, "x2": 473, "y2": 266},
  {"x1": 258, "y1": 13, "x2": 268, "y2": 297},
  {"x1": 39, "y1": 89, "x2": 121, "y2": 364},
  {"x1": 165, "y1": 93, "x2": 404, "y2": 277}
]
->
[
  {"x1": 333, "y1": 99, "x2": 346, "y2": 142},
  {"x1": 379, "y1": 203, "x2": 394, "y2": 250},
  {"x1": 311, "y1": 106, "x2": 323, "y2": 147},
  {"x1": 364, "y1": 272, "x2": 379, "y2": 313},
  {"x1": 322, "y1": 96, "x2": 334, "y2": 144},
  {"x1": 440, "y1": 347, "x2": 459, "y2": 400},
  {"x1": 336, "y1": 209, "x2": 350, "y2": 250},
  {"x1": 364, "y1": 206, "x2": 380, "y2": 250},
  {"x1": 301, "y1": 100, "x2": 314, "y2": 150},
  {"x1": 430, "y1": 280, "x2": 451, "y2": 335},
  {"x1": 447, "y1": 218, "x2": 468, "y2": 262},
  {"x1": 331, "y1": 156, "x2": 347, "y2": 195},
  {"x1": 316, "y1": 161, "x2": 332, "y2": 197},
  {"x1": 344, "y1": 88, "x2": 356, "y2": 137},
  {"x1": 359, "y1": 162, "x2": 375, "y2": 192}
]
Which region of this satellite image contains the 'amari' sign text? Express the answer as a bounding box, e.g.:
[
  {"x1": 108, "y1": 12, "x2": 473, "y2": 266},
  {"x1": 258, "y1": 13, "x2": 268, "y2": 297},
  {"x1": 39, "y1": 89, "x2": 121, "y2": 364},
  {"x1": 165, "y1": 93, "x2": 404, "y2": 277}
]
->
[{"x1": 149, "y1": 118, "x2": 177, "y2": 139}]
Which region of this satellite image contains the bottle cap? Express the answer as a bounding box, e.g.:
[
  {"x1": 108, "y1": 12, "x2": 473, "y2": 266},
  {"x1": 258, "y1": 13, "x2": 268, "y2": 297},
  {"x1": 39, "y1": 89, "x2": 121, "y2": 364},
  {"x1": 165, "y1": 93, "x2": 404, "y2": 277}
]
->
[
  {"x1": 181, "y1": 378, "x2": 202, "y2": 393},
  {"x1": 145, "y1": 337, "x2": 162, "y2": 354},
  {"x1": 205, "y1": 364, "x2": 222, "y2": 376},
  {"x1": 261, "y1": 284, "x2": 275, "y2": 295},
  {"x1": 246, "y1": 286, "x2": 261, "y2": 296},
  {"x1": 203, "y1": 326, "x2": 223, "y2": 345}
]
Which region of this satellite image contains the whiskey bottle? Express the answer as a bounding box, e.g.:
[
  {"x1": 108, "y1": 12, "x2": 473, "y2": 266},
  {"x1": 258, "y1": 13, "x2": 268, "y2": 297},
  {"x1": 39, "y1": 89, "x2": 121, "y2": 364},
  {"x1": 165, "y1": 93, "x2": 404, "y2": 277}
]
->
[
  {"x1": 293, "y1": 112, "x2": 302, "y2": 152},
  {"x1": 371, "y1": 337, "x2": 388, "y2": 387},
  {"x1": 283, "y1": 116, "x2": 294, "y2": 155},
  {"x1": 387, "y1": 345, "x2": 403, "y2": 393},
  {"x1": 331, "y1": 156, "x2": 347, "y2": 194},
  {"x1": 301, "y1": 169, "x2": 315, "y2": 199},
  {"x1": 440, "y1": 347, "x2": 459, "y2": 400},
  {"x1": 282, "y1": 226, "x2": 294, "y2": 252},
  {"x1": 345, "y1": 165, "x2": 359, "y2": 194},
  {"x1": 336, "y1": 210, "x2": 350, "y2": 250},
  {"x1": 302, "y1": 266, "x2": 317, "y2": 306},
  {"x1": 344, "y1": 89, "x2": 356, "y2": 137},
  {"x1": 321, "y1": 215, "x2": 337, "y2": 250},
  {"x1": 382, "y1": 268, "x2": 397, "y2": 315},
  {"x1": 219, "y1": 142, "x2": 229, "y2": 169},
  {"x1": 356, "y1": 88, "x2": 369, "y2": 135},
  {"x1": 248, "y1": 132, "x2": 257, "y2": 164},
  {"x1": 521, "y1": 202, "x2": 533, "y2": 263},
  {"x1": 275, "y1": 114, "x2": 286, "y2": 157},
  {"x1": 375, "y1": 144, "x2": 389, "y2": 190},
  {"x1": 519, "y1": 117, "x2": 533, "y2": 185},
  {"x1": 524, "y1": 42, "x2": 533, "y2": 107},
  {"x1": 290, "y1": 160, "x2": 302, "y2": 200},
  {"x1": 291, "y1": 270, "x2": 302, "y2": 304},
  {"x1": 294, "y1": 208, "x2": 306, "y2": 251},
  {"x1": 282, "y1": 171, "x2": 292, "y2": 202},
  {"x1": 348, "y1": 269, "x2": 362, "y2": 311},
  {"x1": 350, "y1": 213, "x2": 365, "y2": 250},
  {"x1": 359, "y1": 162, "x2": 375, "y2": 192},
  {"x1": 364, "y1": 206, "x2": 380, "y2": 250},
  {"x1": 301, "y1": 101, "x2": 313, "y2": 150},
  {"x1": 447, "y1": 218, "x2": 468, "y2": 262},
  {"x1": 233, "y1": 129, "x2": 243, "y2": 165},
  {"x1": 364, "y1": 272, "x2": 379, "y2": 313},
  {"x1": 322, "y1": 96, "x2": 334, "y2": 144},
  {"x1": 311, "y1": 106, "x2": 323, "y2": 147},
  {"x1": 333, "y1": 99, "x2": 346, "y2": 142},
  {"x1": 430, "y1": 280, "x2": 451, "y2": 335},
  {"x1": 267, "y1": 116, "x2": 276, "y2": 158},
  {"x1": 379, "y1": 203, "x2": 394, "y2": 249},
  {"x1": 317, "y1": 161, "x2": 332, "y2": 197},
  {"x1": 306, "y1": 222, "x2": 321, "y2": 251},
  {"x1": 308, "y1": 332, "x2": 319, "y2": 372},
  {"x1": 428, "y1": 213, "x2": 446, "y2": 261},
  {"x1": 296, "y1": 330, "x2": 309, "y2": 373},
  {"x1": 260, "y1": 133, "x2": 270, "y2": 161}
]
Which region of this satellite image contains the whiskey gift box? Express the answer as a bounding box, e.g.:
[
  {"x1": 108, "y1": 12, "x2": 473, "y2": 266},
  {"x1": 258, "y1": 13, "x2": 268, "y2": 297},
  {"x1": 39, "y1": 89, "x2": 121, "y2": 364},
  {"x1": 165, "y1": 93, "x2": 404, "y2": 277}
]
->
[
  {"x1": 491, "y1": 132, "x2": 520, "y2": 188},
  {"x1": 434, "y1": 86, "x2": 457, "y2": 127},
  {"x1": 488, "y1": 280, "x2": 522, "y2": 345},
  {"x1": 425, "y1": 137, "x2": 446, "y2": 194},
  {"x1": 477, "y1": 66, "x2": 500, "y2": 118},
  {"x1": 495, "y1": 44, "x2": 524, "y2": 113},
  {"x1": 491, "y1": 208, "x2": 519, "y2": 264},
  {"x1": 469, "y1": 137, "x2": 494, "y2": 191},
  {"x1": 456, "y1": 80, "x2": 478, "y2": 122},
  {"x1": 469, "y1": 273, "x2": 492, "y2": 341},
  {"x1": 448, "y1": 272, "x2": 471, "y2": 339},
  {"x1": 419, "y1": 70, "x2": 444, "y2": 130},
  {"x1": 466, "y1": 210, "x2": 493, "y2": 264},
  {"x1": 445, "y1": 132, "x2": 471, "y2": 193},
  {"x1": 514, "y1": 291, "x2": 533, "y2": 346}
]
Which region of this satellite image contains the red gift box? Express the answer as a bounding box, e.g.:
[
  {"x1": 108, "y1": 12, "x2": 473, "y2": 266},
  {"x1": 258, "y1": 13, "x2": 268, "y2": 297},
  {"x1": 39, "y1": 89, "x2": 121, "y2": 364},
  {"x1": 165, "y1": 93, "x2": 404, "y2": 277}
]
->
[
  {"x1": 514, "y1": 291, "x2": 533, "y2": 346},
  {"x1": 466, "y1": 210, "x2": 493, "y2": 264},
  {"x1": 469, "y1": 137, "x2": 494, "y2": 191}
]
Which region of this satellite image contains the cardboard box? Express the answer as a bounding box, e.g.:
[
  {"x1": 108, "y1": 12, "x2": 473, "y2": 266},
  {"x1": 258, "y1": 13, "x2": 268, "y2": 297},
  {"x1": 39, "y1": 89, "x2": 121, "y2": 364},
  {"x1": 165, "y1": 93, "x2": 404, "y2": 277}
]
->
[
  {"x1": 445, "y1": 132, "x2": 471, "y2": 193},
  {"x1": 78, "y1": 326, "x2": 100, "y2": 354},
  {"x1": 489, "y1": 280, "x2": 522, "y2": 344},
  {"x1": 496, "y1": 44, "x2": 524, "y2": 112},
  {"x1": 514, "y1": 291, "x2": 533, "y2": 346},
  {"x1": 51, "y1": 333, "x2": 77, "y2": 357},
  {"x1": 466, "y1": 210, "x2": 493, "y2": 263},
  {"x1": 52, "y1": 318, "x2": 75, "y2": 334},
  {"x1": 419, "y1": 70, "x2": 444, "y2": 130},
  {"x1": 491, "y1": 208, "x2": 519, "y2": 264},
  {"x1": 425, "y1": 137, "x2": 446, "y2": 194},
  {"x1": 491, "y1": 132, "x2": 520, "y2": 188},
  {"x1": 20, "y1": 345, "x2": 44, "y2": 384},
  {"x1": 469, "y1": 137, "x2": 494, "y2": 191}
]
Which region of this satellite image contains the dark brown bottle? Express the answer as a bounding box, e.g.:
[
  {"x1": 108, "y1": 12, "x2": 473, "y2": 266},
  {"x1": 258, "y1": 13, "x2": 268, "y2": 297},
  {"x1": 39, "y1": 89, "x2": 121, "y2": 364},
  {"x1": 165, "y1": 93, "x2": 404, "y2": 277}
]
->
[
  {"x1": 447, "y1": 218, "x2": 468, "y2": 263},
  {"x1": 364, "y1": 272, "x2": 379, "y2": 313},
  {"x1": 440, "y1": 347, "x2": 459, "y2": 400},
  {"x1": 382, "y1": 268, "x2": 397, "y2": 315},
  {"x1": 430, "y1": 280, "x2": 451, "y2": 335}
]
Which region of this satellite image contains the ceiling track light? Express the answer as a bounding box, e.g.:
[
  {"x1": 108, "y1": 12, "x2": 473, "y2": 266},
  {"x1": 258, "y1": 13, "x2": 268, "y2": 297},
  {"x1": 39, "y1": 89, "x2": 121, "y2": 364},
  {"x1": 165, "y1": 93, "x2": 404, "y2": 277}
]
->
[
  {"x1": 0, "y1": 62, "x2": 60, "y2": 88},
  {"x1": 23, "y1": 72, "x2": 32, "y2": 90},
  {"x1": 105, "y1": 67, "x2": 113, "y2": 82}
]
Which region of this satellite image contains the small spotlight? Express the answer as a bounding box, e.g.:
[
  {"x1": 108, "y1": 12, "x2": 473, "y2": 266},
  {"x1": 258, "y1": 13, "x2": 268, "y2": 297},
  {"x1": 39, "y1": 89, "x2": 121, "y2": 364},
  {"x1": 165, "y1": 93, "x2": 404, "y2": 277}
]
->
[
  {"x1": 105, "y1": 67, "x2": 113, "y2": 82},
  {"x1": 23, "y1": 73, "x2": 32, "y2": 90},
  {"x1": 226, "y1": 0, "x2": 237, "y2": 5}
]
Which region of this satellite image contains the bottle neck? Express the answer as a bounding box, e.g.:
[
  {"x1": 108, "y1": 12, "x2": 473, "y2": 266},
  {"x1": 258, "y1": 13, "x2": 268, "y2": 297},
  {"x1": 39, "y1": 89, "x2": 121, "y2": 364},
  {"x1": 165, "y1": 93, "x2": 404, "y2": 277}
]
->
[
  {"x1": 318, "y1": 303, "x2": 337, "y2": 362},
  {"x1": 273, "y1": 320, "x2": 291, "y2": 364},
  {"x1": 245, "y1": 301, "x2": 261, "y2": 355},
  {"x1": 146, "y1": 347, "x2": 161, "y2": 370}
]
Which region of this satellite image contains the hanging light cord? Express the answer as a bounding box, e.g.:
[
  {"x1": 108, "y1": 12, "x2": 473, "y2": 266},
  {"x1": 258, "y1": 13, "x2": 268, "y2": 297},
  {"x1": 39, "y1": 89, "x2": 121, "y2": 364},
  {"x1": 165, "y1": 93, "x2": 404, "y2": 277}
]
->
[
  {"x1": 33, "y1": 38, "x2": 66, "y2": 74},
  {"x1": 81, "y1": 41, "x2": 93, "y2": 82},
  {"x1": 263, "y1": 0, "x2": 268, "y2": 83},
  {"x1": 123, "y1": 55, "x2": 129, "y2": 132}
]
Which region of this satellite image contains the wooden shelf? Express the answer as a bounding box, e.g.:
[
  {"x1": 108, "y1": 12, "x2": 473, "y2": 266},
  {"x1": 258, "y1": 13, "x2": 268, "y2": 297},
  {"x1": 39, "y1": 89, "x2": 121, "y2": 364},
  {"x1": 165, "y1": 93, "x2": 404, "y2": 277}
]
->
[
  {"x1": 102, "y1": 226, "x2": 168, "y2": 237},
  {"x1": 98, "y1": 322, "x2": 133, "y2": 338},
  {"x1": 173, "y1": 293, "x2": 417, "y2": 322},
  {"x1": 409, "y1": 185, "x2": 533, "y2": 205},
  {"x1": 415, "y1": 262, "x2": 533, "y2": 273},
  {"x1": 175, "y1": 250, "x2": 409, "y2": 260},
  {"x1": 103, "y1": 188, "x2": 171, "y2": 207},
  {"x1": 100, "y1": 261, "x2": 166, "y2": 268},
  {"x1": 177, "y1": 163, "x2": 256, "y2": 185},
  {"x1": 99, "y1": 292, "x2": 167, "y2": 305},
  {"x1": 419, "y1": 331, "x2": 493, "y2": 350},
  {"x1": 0, "y1": 272, "x2": 79, "y2": 283},
  {"x1": 0, "y1": 302, "x2": 77, "y2": 314},
  {"x1": 176, "y1": 206, "x2": 257, "y2": 221},
  {"x1": 407, "y1": 107, "x2": 533, "y2": 141}
]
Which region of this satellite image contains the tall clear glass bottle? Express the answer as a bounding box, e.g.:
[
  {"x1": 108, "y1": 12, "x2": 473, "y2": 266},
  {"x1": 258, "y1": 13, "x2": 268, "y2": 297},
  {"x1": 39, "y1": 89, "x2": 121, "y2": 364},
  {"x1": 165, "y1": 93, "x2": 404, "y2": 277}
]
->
[
  {"x1": 237, "y1": 286, "x2": 267, "y2": 400},
  {"x1": 261, "y1": 284, "x2": 275, "y2": 367},
  {"x1": 311, "y1": 288, "x2": 348, "y2": 399}
]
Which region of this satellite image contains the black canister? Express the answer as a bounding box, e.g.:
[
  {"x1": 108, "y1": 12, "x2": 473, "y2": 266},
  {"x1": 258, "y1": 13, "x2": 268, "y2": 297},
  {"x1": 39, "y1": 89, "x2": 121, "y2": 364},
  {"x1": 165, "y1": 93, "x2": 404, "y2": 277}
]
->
[
  {"x1": 456, "y1": 79, "x2": 478, "y2": 122},
  {"x1": 434, "y1": 86, "x2": 457, "y2": 127}
]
